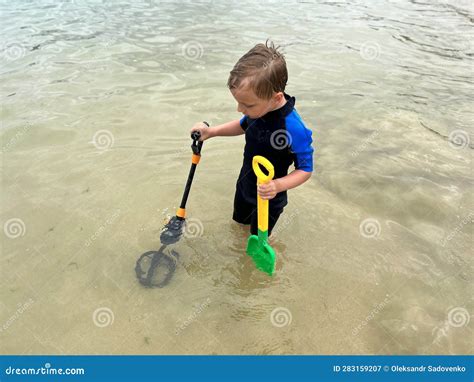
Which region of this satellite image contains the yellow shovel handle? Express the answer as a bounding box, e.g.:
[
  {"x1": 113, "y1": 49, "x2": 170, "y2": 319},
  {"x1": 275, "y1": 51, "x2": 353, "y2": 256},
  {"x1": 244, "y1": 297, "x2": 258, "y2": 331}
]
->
[
  {"x1": 252, "y1": 156, "x2": 274, "y2": 184},
  {"x1": 252, "y1": 156, "x2": 274, "y2": 232}
]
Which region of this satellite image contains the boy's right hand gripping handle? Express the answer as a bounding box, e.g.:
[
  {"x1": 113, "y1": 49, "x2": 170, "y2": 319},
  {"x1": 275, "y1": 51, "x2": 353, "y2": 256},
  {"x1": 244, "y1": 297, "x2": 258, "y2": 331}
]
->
[
  {"x1": 252, "y1": 156, "x2": 274, "y2": 233},
  {"x1": 190, "y1": 121, "x2": 209, "y2": 164}
]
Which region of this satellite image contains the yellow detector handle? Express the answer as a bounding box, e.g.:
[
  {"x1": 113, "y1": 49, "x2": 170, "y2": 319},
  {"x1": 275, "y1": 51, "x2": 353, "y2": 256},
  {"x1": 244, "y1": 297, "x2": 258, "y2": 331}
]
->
[{"x1": 252, "y1": 156, "x2": 274, "y2": 233}]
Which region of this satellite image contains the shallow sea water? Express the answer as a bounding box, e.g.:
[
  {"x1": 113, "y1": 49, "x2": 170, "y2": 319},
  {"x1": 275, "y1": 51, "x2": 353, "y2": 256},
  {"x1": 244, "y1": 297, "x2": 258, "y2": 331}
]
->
[{"x1": 0, "y1": 0, "x2": 472, "y2": 354}]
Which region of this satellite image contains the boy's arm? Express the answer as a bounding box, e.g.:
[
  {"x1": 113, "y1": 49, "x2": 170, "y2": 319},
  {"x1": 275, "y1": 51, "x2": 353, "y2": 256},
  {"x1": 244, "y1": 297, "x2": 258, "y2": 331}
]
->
[
  {"x1": 210, "y1": 119, "x2": 244, "y2": 137},
  {"x1": 258, "y1": 169, "x2": 312, "y2": 200},
  {"x1": 191, "y1": 119, "x2": 243, "y2": 140}
]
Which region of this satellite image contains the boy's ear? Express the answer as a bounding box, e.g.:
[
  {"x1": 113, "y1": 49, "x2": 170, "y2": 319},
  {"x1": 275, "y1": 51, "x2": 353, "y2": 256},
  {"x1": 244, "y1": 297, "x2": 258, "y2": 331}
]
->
[{"x1": 274, "y1": 91, "x2": 284, "y2": 103}]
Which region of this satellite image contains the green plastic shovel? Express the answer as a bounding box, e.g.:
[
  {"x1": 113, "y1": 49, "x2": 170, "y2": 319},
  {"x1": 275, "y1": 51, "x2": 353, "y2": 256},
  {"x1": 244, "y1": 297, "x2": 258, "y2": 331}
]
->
[{"x1": 246, "y1": 155, "x2": 276, "y2": 276}]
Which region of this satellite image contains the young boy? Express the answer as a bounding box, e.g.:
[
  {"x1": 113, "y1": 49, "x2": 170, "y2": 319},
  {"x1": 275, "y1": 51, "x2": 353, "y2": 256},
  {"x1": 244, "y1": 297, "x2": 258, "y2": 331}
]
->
[{"x1": 191, "y1": 41, "x2": 314, "y2": 236}]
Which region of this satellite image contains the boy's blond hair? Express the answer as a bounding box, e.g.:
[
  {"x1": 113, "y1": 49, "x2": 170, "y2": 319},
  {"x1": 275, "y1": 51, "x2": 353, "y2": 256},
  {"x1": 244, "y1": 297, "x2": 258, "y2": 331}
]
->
[{"x1": 227, "y1": 40, "x2": 288, "y2": 100}]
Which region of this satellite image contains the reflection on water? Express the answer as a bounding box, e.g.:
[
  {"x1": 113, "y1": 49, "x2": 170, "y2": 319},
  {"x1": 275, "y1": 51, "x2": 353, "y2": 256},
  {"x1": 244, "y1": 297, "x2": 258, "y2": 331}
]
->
[{"x1": 0, "y1": 0, "x2": 472, "y2": 354}]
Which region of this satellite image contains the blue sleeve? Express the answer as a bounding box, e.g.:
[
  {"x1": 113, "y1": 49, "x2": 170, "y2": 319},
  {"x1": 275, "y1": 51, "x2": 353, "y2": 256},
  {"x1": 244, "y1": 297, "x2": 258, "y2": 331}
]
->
[
  {"x1": 240, "y1": 115, "x2": 248, "y2": 130},
  {"x1": 286, "y1": 111, "x2": 314, "y2": 172}
]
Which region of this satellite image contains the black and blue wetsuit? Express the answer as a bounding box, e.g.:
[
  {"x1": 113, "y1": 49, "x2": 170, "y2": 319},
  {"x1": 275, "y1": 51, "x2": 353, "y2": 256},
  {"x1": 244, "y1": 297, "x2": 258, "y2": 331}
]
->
[{"x1": 233, "y1": 93, "x2": 314, "y2": 235}]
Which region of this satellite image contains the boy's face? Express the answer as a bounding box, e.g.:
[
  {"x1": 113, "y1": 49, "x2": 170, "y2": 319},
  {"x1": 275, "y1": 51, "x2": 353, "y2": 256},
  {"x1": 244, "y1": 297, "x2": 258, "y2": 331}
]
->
[{"x1": 231, "y1": 81, "x2": 283, "y2": 119}]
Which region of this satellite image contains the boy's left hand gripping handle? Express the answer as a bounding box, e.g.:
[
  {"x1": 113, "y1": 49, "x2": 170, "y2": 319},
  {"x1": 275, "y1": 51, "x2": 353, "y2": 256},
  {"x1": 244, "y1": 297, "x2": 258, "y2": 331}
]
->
[{"x1": 191, "y1": 121, "x2": 209, "y2": 158}]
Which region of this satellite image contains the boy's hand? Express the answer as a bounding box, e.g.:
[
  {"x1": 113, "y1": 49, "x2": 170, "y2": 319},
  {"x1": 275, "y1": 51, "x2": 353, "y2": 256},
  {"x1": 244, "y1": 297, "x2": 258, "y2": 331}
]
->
[
  {"x1": 257, "y1": 180, "x2": 280, "y2": 200},
  {"x1": 190, "y1": 122, "x2": 212, "y2": 141}
]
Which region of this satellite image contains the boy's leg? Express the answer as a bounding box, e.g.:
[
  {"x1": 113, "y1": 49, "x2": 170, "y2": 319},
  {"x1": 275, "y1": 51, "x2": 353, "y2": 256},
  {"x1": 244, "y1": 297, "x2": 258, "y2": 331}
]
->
[
  {"x1": 232, "y1": 188, "x2": 256, "y2": 226},
  {"x1": 250, "y1": 207, "x2": 284, "y2": 236}
]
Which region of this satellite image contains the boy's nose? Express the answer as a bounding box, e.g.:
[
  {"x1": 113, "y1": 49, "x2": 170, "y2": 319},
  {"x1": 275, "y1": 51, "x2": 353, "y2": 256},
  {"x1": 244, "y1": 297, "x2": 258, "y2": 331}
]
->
[{"x1": 237, "y1": 104, "x2": 244, "y2": 114}]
